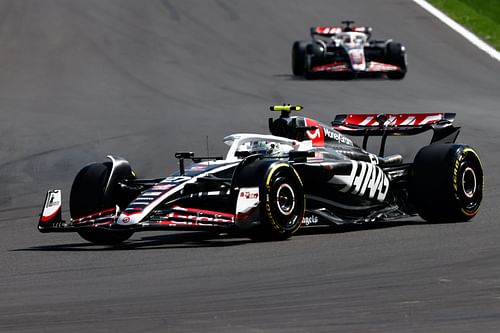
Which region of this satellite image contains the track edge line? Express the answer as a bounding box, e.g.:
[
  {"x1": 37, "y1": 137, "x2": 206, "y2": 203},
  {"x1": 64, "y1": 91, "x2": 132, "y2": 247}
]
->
[{"x1": 413, "y1": 0, "x2": 500, "y2": 62}]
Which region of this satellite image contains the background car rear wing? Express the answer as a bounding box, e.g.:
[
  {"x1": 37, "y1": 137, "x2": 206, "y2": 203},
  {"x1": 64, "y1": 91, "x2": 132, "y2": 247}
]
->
[
  {"x1": 311, "y1": 25, "x2": 372, "y2": 37},
  {"x1": 332, "y1": 113, "x2": 460, "y2": 156},
  {"x1": 311, "y1": 26, "x2": 343, "y2": 36}
]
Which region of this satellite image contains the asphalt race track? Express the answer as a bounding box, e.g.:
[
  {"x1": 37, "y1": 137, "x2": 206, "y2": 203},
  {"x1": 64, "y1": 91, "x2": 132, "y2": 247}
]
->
[{"x1": 1, "y1": 1, "x2": 500, "y2": 332}]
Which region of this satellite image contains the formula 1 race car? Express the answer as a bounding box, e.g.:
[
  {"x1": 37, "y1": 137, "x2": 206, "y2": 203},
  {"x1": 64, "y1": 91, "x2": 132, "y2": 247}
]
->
[
  {"x1": 39, "y1": 105, "x2": 482, "y2": 245},
  {"x1": 292, "y1": 20, "x2": 407, "y2": 79}
]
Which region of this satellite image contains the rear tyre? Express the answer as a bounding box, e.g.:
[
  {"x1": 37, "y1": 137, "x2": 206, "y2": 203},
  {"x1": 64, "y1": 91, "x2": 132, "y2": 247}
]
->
[
  {"x1": 385, "y1": 42, "x2": 407, "y2": 80},
  {"x1": 250, "y1": 163, "x2": 305, "y2": 241},
  {"x1": 292, "y1": 41, "x2": 308, "y2": 76},
  {"x1": 70, "y1": 162, "x2": 134, "y2": 245},
  {"x1": 411, "y1": 144, "x2": 483, "y2": 222}
]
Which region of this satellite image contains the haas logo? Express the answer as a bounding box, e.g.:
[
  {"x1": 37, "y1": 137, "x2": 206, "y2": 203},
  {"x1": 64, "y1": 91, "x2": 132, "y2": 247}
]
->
[{"x1": 333, "y1": 161, "x2": 389, "y2": 201}]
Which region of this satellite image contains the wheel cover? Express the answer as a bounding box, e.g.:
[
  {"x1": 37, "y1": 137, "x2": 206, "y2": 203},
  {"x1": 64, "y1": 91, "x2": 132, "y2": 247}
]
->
[
  {"x1": 456, "y1": 152, "x2": 483, "y2": 215},
  {"x1": 263, "y1": 166, "x2": 305, "y2": 235},
  {"x1": 461, "y1": 166, "x2": 477, "y2": 199},
  {"x1": 275, "y1": 183, "x2": 295, "y2": 216}
]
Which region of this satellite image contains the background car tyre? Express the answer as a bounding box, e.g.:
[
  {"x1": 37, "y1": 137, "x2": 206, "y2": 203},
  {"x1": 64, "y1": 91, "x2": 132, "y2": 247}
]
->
[
  {"x1": 304, "y1": 69, "x2": 317, "y2": 80},
  {"x1": 303, "y1": 43, "x2": 326, "y2": 79},
  {"x1": 411, "y1": 144, "x2": 483, "y2": 222},
  {"x1": 250, "y1": 163, "x2": 305, "y2": 241},
  {"x1": 70, "y1": 162, "x2": 134, "y2": 245},
  {"x1": 385, "y1": 42, "x2": 407, "y2": 80},
  {"x1": 292, "y1": 41, "x2": 308, "y2": 76}
]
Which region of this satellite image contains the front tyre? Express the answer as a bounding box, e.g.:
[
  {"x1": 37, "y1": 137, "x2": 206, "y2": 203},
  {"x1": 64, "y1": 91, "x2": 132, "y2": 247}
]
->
[
  {"x1": 70, "y1": 162, "x2": 134, "y2": 245},
  {"x1": 385, "y1": 42, "x2": 407, "y2": 80},
  {"x1": 292, "y1": 41, "x2": 308, "y2": 76},
  {"x1": 253, "y1": 163, "x2": 305, "y2": 241},
  {"x1": 411, "y1": 144, "x2": 483, "y2": 222}
]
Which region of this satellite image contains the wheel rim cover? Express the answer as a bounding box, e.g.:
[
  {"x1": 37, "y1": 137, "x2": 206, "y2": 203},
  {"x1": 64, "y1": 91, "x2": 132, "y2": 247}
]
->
[
  {"x1": 462, "y1": 166, "x2": 477, "y2": 199},
  {"x1": 276, "y1": 183, "x2": 295, "y2": 216}
]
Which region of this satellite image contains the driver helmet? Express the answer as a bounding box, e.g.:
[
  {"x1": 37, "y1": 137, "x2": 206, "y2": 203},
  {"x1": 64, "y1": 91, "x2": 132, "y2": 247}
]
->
[
  {"x1": 249, "y1": 141, "x2": 282, "y2": 157},
  {"x1": 342, "y1": 34, "x2": 355, "y2": 47}
]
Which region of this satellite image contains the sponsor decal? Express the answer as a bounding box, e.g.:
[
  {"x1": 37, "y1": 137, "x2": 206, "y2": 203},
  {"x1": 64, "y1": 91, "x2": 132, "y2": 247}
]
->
[
  {"x1": 40, "y1": 190, "x2": 62, "y2": 223},
  {"x1": 333, "y1": 161, "x2": 389, "y2": 201},
  {"x1": 152, "y1": 184, "x2": 174, "y2": 191},
  {"x1": 122, "y1": 207, "x2": 143, "y2": 216},
  {"x1": 143, "y1": 191, "x2": 162, "y2": 196},
  {"x1": 348, "y1": 49, "x2": 364, "y2": 65},
  {"x1": 453, "y1": 155, "x2": 461, "y2": 195},
  {"x1": 304, "y1": 118, "x2": 324, "y2": 146},
  {"x1": 323, "y1": 126, "x2": 353, "y2": 145},
  {"x1": 135, "y1": 197, "x2": 155, "y2": 201},
  {"x1": 190, "y1": 165, "x2": 208, "y2": 171},
  {"x1": 161, "y1": 206, "x2": 234, "y2": 225},
  {"x1": 343, "y1": 113, "x2": 446, "y2": 127},
  {"x1": 387, "y1": 169, "x2": 406, "y2": 180},
  {"x1": 347, "y1": 49, "x2": 366, "y2": 71},
  {"x1": 303, "y1": 215, "x2": 319, "y2": 226},
  {"x1": 162, "y1": 176, "x2": 191, "y2": 184},
  {"x1": 45, "y1": 193, "x2": 60, "y2": 209},
  {"x1": 304, "y1": 118, "x2": 353, "y2": 146},
  {"x1": 236, "y1": 187, "x2": 260, "y2": 219},
  {"x1": 367, "y1": 62, "x2": 400, "y2": 72},
  {"x1": 240, "y1": 191, "x2": 259, "y2": 199}
]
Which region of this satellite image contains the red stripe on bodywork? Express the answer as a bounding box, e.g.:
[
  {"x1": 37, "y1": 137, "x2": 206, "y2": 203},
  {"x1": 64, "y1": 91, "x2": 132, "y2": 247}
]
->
[
  {"x1": 311, "y1": 62, "x2": 349, "y2": 72},
  {"x1": 367, "y1": 62, "x2": 400, "y2": 72},
  {"x1": 171, "y1": 206, "x2": 234, "y2": 219},
  {"x1": 157, "y1": 220, "x2": 221, "y2": 227},
  {"x1": 158, "y1": 206, "x2": 235, "y2": 226},
  {"x1": 72, "y1": 207, "x2": 116, "y2": 222}
]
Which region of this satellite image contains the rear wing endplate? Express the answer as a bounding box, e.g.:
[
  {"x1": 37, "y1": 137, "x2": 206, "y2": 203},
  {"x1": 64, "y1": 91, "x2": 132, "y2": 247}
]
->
[{"x1": 332, "y1": 113, "x2": 460, "y2": 156}]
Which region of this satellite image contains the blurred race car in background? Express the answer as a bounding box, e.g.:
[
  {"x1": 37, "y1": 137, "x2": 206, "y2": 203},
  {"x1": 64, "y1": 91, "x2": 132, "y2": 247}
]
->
[
  {"x1": 292, "y1": 20, "x2": 407, "y2": 79},
  {"x1": 39, "y1": 106, "x2": 482, "y2": 245}
]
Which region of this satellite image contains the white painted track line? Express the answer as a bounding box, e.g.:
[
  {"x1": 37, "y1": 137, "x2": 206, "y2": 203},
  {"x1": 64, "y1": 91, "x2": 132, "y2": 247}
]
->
[{"x1": 413, "y1": 0, "x2": 500, "y2": 62}]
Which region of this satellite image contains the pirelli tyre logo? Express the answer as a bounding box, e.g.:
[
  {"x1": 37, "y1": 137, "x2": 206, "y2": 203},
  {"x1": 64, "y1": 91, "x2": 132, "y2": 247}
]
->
[{"x1": 332, "y1": 161, "x2": 390, "y2": 201}]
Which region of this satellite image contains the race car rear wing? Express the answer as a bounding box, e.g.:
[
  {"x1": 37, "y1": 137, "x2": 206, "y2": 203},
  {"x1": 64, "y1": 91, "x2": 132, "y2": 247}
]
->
[
  {"x1": 311, "y1": 26, "x2": 343, "y2": 36},
  {"x1": 311, "y1": 26, "x2": 372, "y2": 37},
  {"x1": 332, "y1": 113, "x2": 460, "y2": 156}
]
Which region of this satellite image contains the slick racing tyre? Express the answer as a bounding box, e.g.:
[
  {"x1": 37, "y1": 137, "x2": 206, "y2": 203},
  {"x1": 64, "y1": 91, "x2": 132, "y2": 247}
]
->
[
  {"x1": 411, "y1": 144, "x2": 483, "y2": 222},
  {"x1": 70, "y1": 162, "x2": 134, "y2": 245},
  {"x1": 385, "y1": 42, "x2": 407, "y2": 80},
  {"x1": 292, "y1": 41, "x2": 308, "y2": 76},
  {"x1": 303, "y1": 67, "x2": 317, "y2": 80},
  {"x1": 253, "y1": 163, "x2": 305, "y2": 241},
  {"x1": 303, "y1": 43, "x2": 324, "y2": 80}
]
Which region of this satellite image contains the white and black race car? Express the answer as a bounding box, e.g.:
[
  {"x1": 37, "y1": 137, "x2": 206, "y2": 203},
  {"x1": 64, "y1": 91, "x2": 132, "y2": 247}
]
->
[
  {"x1": 292, "y1": 20, "x2": 407, "y2": 79},
  {"x1": 39, "y1": 106, "x2": 482, "y2": 245}
]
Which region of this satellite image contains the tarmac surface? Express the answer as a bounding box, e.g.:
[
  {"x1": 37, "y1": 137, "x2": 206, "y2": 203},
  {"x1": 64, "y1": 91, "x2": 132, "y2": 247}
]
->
[{"x1": 1, "y1": 1, "x2": 500, "y2": 332}]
